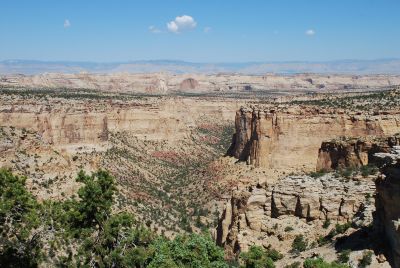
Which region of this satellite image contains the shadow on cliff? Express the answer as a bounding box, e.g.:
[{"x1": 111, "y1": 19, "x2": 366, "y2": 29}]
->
[{"x1": 334, "y1": 225, "x2": 393, "y2": 266}]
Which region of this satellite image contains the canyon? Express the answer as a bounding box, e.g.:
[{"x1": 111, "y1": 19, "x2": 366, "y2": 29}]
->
[
  {"x1": 218, "y1": 133, "x2": 400, "y2": 267},
  {"x1": 1, "y1": 78, "x2": 400, "y2": 267},
  {"x1": 216, "y1": 90, "x2": 400, "y2": 266}
]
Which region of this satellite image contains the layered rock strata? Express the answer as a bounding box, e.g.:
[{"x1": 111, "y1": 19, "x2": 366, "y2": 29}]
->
[
  {"x1": 215, "y1": 174, "x2": 374, "y2": 254},
  {"x1": 228, "y1": 107, "x2": 400, "y2": 171},
  {"x1": 0, "y1": 95, "x2": 240, "y2": 152},
  {"x1": 316, "y1": 135, "x2": 400, "y2": 171}
]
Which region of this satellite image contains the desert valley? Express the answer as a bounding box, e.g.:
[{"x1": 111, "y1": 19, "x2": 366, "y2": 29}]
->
[
  {"x1": 1, "y1": 71, "x2": 400, "y2": 267},
  {"x1": 2, "y1": 1, "x2": 400, "y2": 267}
]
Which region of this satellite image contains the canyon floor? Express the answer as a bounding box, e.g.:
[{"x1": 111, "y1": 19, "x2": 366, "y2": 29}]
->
[{"x1": 1, "y1": 75, "x2": 400, "y2": 267}]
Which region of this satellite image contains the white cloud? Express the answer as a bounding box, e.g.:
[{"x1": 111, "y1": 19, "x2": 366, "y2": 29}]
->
[
  {"x1": 167, "y1": 15, "x2": 197, "y2": 33},
  {"x1": 149, "y1": 25, "x2": 161, "y2": 34},
  {"x1": 305, "y1": 29, "x2": 315, "y2": 36},
  {"x1": 64, "y1": 19, "x2": 71, "y2": 28},
  {"x1": 204, "y1": 27, "x2": 212, "y2": 33}
]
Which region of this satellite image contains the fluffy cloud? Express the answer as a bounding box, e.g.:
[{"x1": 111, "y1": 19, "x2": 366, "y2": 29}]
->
[
  {"x1": 167, "y1": 15, "x2": 197, "y2": 33},
  {"x1": 305, "y1": 29, "x2": 315, "y2": 36},
  {"x1": 64, "y1": 19, "x2": 71, "y2": 28},
  {"x1": 149, "y1": 25, "x2": 161, "y2": 34}
]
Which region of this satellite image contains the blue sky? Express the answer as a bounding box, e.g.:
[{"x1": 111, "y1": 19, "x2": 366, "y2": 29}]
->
[{"x1": 1, "y1": 0, "x2": 399, "y2": 62}]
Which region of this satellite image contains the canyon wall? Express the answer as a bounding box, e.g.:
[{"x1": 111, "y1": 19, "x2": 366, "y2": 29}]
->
[
  {"x1": 0, "y1": 96, "x2": 241, "y2": 153},
  {"x1": 215, "y1": 174, "x2": 375, "y2": 255},
  {"x1": 229, "y1": 107, "x2": 400, "y2": 171},
  {"x1": 375, "y1": 148, "x2": 400, "y2": 267},
  {"x1": 316, "y1": 135, "x2": 400, "y2": 171}
]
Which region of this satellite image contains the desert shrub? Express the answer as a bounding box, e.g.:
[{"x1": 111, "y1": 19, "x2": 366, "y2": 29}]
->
[
  {"x1": 285, "y1": 226, "x2": 294, "y2": 232},
  {"x1": 285, "y1": 262, "x2": 301, "y2": 268},
  {"x1": 291, "y1": 235, "x2": 308, "y2": 253},
  {"x1": 317, "y1": 235, "x2": 329, "y2": 246},
  {"x1": 265, "y1": 247, "x2": 283, "y2": 261},
  {"x1": 240, "y1": 246, "x2": 276, "y2": 268},
  {"x1": 358, "y1": 251, "x2": 372, "y2": 268},
  {"x1": 335, "y1": 222, "x2": 351, "y2": 234},
  {"x1": 338, "y1": 249, "x2": 351, "y2": 263},
  {"x1": 310, "y1": 170, "x2": 327, "y2": 178},
  {"x1": 339, "y1": 168, "x2": 354, "y2": 179},
  {"x1": 304, "y1": 257, "x2": 350, "y2": 268},
  {"x1": 360, "y1": 165, "x2": 378, "y2": 177},
  {"x1": 323, "y1": 219, "x2": 331, "y2": 229}
]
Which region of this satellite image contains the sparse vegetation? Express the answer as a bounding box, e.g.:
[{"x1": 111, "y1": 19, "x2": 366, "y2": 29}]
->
[
  {"x1": 358, "y1": 251, "x2": 373, "y2": 268},
  {"x1": 285, "y1": 262, "x2": 301, "y2": 268},
  {"x1": 288, "y1": 90, "x2": 400, "y2": 112},
  {"x1": 303, "y1": 257, "x2": 350, "y2": 268},
  {"x1": 338, "y1": 249, "x2": 351, "y2": 264},
  {"x1": 291, "y1": 235, "x2": 308, "y2": 253},
  {"x1": 323, "y1": 219, "x2": 331, "y2": 229},
  {"x1": 285, "y1": 226, "x2": 294, "y2": 232},
  {"x1": 239, "y1": 246, "x2": 281, "y2": 268},
  {"x1": 310, "y1": 170, "x2": 327, "y2": 178},
  {"x1": 360, "y1": 165, "x2": 379, "y2": 177},
  {"x1": 335, "y1": 222, "x2": 352, "y2": 234}
]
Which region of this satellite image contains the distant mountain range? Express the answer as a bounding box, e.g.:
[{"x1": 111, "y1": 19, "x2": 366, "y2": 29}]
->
[{"x1": 1, "y1": 59, "x2": 400, "y2": 75}]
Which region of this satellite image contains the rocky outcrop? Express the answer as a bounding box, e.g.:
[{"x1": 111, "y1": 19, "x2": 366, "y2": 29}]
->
[
  {"x1": 375, "y1": 147, "x2": 400, "y2": 267},
  {"x1": 229, "y1": 107, "x2": 400, "y2": 171},
  {"x1": 179, "y1": 78, "x2": 199, "y2": 90},
  {"x1": 316, "y1": 135, "x2": 400, "y2": 171},
  {"x1": 145, "y1": 77, "x2": 168, "y2": 93},
  {"x1": 215, "y1": 174, "x2": 375, "y2": 255}
]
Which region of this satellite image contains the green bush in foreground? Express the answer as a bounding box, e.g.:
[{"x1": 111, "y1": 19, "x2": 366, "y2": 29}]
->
[
  {"x1": 239, "y1": 246, "x2": 276, "y2": 268},
  {"x1": 0, "y1": 169, "x2": 230, "y2": 268},
  {"x1": 0, "y1": 169, "x2": 42, "y2": 267}
]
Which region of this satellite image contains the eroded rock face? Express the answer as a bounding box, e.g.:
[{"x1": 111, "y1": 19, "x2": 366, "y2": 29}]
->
[
  {"x1": 215, "y1": 174, "x2": 374, "y2": 255},
  {"x1": 0, "y1": 95, "x2": 241, "y2": 152},
  {"x1": 375, "y1": 148, "x2": 400, "y2": 267},
  {"x1": 179, "y1": 78, "x2": 199, "y2": 90},
  {"x1": 229, "y1": 107, "x2": 400, "y2": 171},
  {"x1": 316, "y1": 135, "x2": 400, "y2": 171}
]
